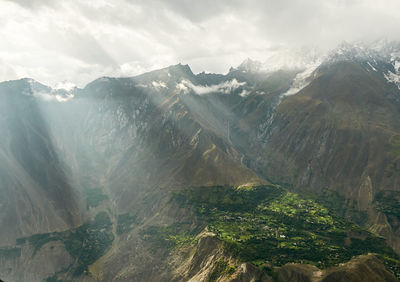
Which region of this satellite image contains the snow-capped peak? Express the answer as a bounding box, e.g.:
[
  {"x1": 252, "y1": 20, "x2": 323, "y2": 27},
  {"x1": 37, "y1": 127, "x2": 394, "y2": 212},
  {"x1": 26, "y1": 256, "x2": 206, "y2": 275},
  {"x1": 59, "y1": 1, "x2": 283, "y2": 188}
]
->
[
  {"x1": 234, "y1": 46, "x2": 323, "y2": 75},
  {"x1": 237, "y1": 58, "x2": 263, "y2": 73},
  {"x1": 325, "y1": 41, "x2": 382, "y2": 63},
  {"x1": 262, "y1": 47, "x2": 323, "y2": 72},
  {"x1": 325, "y1": 40, "x2": 400, "y2": 90},
  {"x1": 235, "y1": 41, "x2": 400, "y2": 96}
]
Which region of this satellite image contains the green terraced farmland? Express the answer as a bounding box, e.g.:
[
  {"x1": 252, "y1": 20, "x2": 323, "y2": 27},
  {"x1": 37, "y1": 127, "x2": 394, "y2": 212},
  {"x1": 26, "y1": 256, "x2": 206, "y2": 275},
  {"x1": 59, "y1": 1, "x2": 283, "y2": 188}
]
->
[{"x1": 174, "y1": 185, "x2": 400, "y2": 276}]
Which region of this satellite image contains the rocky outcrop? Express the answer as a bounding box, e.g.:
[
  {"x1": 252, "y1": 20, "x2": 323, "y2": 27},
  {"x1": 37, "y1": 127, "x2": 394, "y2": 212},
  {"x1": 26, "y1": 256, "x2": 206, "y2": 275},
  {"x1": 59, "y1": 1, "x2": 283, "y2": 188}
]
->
[
  {"x1": 277, "y1": 264, "x2": 319, "y2": 282},
  {"x1": 321, "y1": 255, "x2": 396, "y2": 282},
  {"x1": 275, "y1": 255, "x2": 396, "y2": 282},
  {"x1": 172, "y1": 233, "x2": 273, "y2": 282}
]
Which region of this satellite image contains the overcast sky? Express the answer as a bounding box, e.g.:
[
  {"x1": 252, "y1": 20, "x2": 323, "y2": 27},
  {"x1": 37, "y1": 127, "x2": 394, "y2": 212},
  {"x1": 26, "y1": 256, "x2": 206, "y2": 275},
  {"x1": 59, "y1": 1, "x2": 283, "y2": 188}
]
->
[{"x1": 1, "y1": 0, "x2": 400, "y2": 87}]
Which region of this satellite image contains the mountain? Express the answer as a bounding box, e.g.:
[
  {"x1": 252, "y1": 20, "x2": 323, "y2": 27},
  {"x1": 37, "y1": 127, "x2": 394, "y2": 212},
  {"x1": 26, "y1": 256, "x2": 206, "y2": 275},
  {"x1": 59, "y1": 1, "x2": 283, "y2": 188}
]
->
[{"x1": 1, "y1": 42, "x2": 400, "y2": 281}]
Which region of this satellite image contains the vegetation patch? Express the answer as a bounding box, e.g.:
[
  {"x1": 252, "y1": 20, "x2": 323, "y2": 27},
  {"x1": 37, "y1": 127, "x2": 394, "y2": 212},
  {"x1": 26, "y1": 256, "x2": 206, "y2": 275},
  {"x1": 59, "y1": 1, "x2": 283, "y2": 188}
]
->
[
  {"x1": 140, "y1": 222, "x2": 198, "y2": 250},
  {"x1": 84, "y1": 188, "x2": 108, "y2": 210},
  {"x1": 16, "y1": 212, "x2": 114, "y2": 277},
  {"x1": 15, "y1": 233, "x2": 58, "y2": 256},
  {"x1": 207, "y1": 258, "x2": 236, "y2": 282},
  {"x1": 174, "y1": 185, "x2": 400, "y2": 275},
  {"x1": 304, "y1": 189, "x2": 368, "y2": 226}
]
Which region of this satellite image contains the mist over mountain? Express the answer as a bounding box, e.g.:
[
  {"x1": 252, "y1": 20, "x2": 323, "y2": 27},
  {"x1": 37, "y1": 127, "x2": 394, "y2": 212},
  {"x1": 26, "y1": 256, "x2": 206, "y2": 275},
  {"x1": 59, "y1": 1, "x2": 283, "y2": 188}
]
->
[{"x1": 0, "y1": 40, "x2": 400, "y2": 281}]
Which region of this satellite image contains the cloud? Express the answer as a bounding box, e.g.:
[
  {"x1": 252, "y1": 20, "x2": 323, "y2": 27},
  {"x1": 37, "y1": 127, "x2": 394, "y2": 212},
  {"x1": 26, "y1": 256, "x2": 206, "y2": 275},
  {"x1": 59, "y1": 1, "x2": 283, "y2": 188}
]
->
[
  {"x1": 282, "y1": 59, "x2": 322, "y2": 96},
  {"x1": 177, "y1": 79, "x2": 246, "y2": 95},
  {"x1": 151, "y1": 80, "x2": 167, "y2": 90},
  {"x1": 32, "y1": 91, "x2": 74, "y2": 102},
  {"x1": 53, "y1": 81, "x2": 77, "y2": 92},
  {"x1": 1, "y1": 0, "x2": 400, "y2": 86},
  {"x1": 21, "y1": 78, "x2": 75, "y2": 102},
  {"x1": 5, "y1": 0, "x2": 56, "y2": 10}
]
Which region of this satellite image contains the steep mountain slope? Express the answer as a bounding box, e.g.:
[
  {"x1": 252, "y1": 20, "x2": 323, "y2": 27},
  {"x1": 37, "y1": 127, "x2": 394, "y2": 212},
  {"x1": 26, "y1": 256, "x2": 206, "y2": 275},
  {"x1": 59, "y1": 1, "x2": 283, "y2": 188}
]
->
[{"x1": 0, "y1": 79, "x2": 82, "y2": 246}]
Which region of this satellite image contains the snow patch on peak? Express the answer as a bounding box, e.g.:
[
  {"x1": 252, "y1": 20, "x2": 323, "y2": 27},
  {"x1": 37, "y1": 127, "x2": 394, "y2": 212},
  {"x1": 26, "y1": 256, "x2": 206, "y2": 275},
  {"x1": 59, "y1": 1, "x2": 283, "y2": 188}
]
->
[
  {"x1": 237, "y1": 58, "x2": 263, "y2": 73},
  {"x1": 385, "y1": 59, "x2": 400, "y2": 90},
  {"x1": 326, "y1": 41, "x2": 382, "y2": 63},
  {"x1": 367, "y1": 62, "x2": 377, "y2": 72},
  {"x1": 385, "y1": 71, "x2": 400, "y2": 89}
]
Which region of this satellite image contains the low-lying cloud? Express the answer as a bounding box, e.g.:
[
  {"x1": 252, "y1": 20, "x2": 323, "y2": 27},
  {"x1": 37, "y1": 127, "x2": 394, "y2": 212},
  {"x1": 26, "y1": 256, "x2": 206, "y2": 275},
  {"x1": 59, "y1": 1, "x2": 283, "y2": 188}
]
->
[{"x1": 177, "y1": 79, "x2": 246, "y2": 95}]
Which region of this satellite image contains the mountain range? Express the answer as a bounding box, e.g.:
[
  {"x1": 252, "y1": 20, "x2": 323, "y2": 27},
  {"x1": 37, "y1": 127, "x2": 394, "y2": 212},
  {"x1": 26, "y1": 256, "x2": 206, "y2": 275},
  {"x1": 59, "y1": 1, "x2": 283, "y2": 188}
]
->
[{"x1": 1, "y1": 41, "x2": 400, "y2": 281}]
